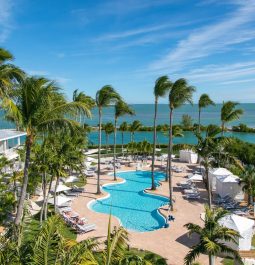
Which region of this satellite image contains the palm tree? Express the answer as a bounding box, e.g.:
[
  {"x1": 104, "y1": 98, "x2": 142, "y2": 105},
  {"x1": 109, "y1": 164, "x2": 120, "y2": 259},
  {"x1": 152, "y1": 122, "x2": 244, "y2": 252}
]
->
[
  {"x1": 0, "y1": 48, "x2": 24, "y2": 96},
  {"x1": 221, "y1": 101, "x2": 243, "y2": 136},
  {"x1": 103, "y1": 215, "x2": 129, "y2": 265},
  {"x1": 2, "y1": 76, "x2": 92, "y2": 225},
  {"x1": 195, "y1": 125, "x2": 230, "y2": 208},
  {"x1": 113, "y1": 101, "x2": 135, "y2": 180},
  {"x1": 95, "y1": 86, "x2": 121, "y2": 194},
  {"x1": 72, "y1": 89, "x2": 95, "y2": 123},
  {"x1": 184, "y1": 205, "x2": 242, "y2": 265},
  {"x1": 129, "y1": 120, "x2": 142, "y2": 142},
  {"x1": 168, "y1": 78, "x2": 195, "y2": 211},
  {"x1": 104, "y1": 122, "x2": 114, "y2": 153},
  {"x1": 198, "y1": 94, "x2": 215, "y2": 133},
  {"x1": 239, "y1": 165, "x2": 255, "y2": 206},
  {"x1": 119, "y1": 122, "x2": 128, "y2": 156},
  {"x1": 151, "y1": 76, "x2": 172, "y2": 190}
]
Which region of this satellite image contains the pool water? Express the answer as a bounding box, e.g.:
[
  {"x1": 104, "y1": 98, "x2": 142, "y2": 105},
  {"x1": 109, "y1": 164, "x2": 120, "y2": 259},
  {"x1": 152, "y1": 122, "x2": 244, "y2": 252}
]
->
[{"x1": 90, "y1": 171, "x2": 169, "y2": 232}]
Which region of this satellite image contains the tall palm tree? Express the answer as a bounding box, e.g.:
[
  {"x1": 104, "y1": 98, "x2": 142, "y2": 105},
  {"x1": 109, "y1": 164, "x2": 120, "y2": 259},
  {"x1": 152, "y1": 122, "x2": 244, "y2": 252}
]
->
[
  {"x1": 0, "y1": 48, "x2": 24, "y2": 96},
  {"x1": 198, "y1": 94, "x2": 215, "y2": 133},
  {"x1": 119, "y1": 122, "x2": 128, "y2": 156},
  {"x1": 104, "y1": 122, "x2": 114, "y2": 153},
  {"x1": 195, "y1": 125, "x2": 229, "y2": 208},
  {"x1": 168, "y1": 78, "x2": 195, "y2": 211},
  {"x1": 221, "y1": 101, "x2": 243, "y2": 136},
  {"x1": 129, "y1": 120, "x2": 142, "y2": 142},
  {"x1": 151, "y1": 76, "x2": 172, "y2": 190},
  {"x1": 95, "y1": 86, "x2": 121, "y2": 194},
  {"x1": 2, "y1": 76, "x2": 92, "y2": 225},
  {"x1": 239, "y1": 165, "x2": 255, "y2": 205},
  {"x1": 113, "y1": 101, "x2": 135, "y2": 180},
  {"x1": 72, "y1": 89, "x2": 95, "y2": 123},
  {"x1": 184, "y1": 205, "x2": 242, "y2": 265}
]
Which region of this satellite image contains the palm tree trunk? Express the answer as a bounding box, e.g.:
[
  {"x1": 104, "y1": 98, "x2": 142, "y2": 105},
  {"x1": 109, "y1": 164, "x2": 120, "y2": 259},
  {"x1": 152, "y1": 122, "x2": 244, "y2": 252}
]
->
[
  {"x1": 209, "y1": 254, "x2": 215, "y2": 265},
  {"x1": 206, "y1": 166, "x2": 212, "y2": 208},
  {"x1": 113, "y1": 117, "x2": 117, "y2": 181},
  {"x1": 121, "y1": 131, "x2": 124, "y2": 157},
  {"x1": 165, "y1": 158, "x2": 169, "y2": 181},
  {"x1": 198, "y1": 108, "x2": 201, "y2": 133},
  {"x1": 44, "y1": 174, "x2": 54, "y2": 220},
  {"x1": 40, "y1": 171, "x2": 47, "y2": 224},
  {"x1": 168, "y1": 108, "x2": 174, "y2": 211},
  {"x1": 15, "y1": 136, "x2": 32, "y2": 225},
  {"x1": 97, "y1": 108, "x2": 102, "y2": 194},
  {"x1": 221, "y1": 122, "x2": 224, "y2": 136},
  {"x1": 151, "y1": 99, "x2": 158, "y2": 190},
  {"x1": 54, "y1": 176, "x2": 60, "y2": 213}
]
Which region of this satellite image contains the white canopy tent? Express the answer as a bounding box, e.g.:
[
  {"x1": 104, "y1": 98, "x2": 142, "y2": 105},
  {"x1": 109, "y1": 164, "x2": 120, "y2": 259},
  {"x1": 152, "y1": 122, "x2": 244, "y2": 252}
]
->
[
  {"x1": 219, "y1": 214, "x2": 254, "y2": 251},
  {"x1": 188, "y1": 174, "x2": 203, "y2": 182},
  {"x1": 208, "y1": 168, "x2": 232, "y2": 191},
  {"x1": 48, "y1": 195, "x2": 72, "y2": 206},
  {"x1": 179, "y1": 150, "x2": 198, "y2": 164},
  {"x1": 216, "y1": 175, "x2": 243, "y2": 200}
]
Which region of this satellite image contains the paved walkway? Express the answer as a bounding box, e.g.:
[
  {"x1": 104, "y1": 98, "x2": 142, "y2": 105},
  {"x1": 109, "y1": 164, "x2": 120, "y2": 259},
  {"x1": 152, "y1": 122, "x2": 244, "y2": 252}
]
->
[{"x1": 72, "y1": 160, "x2": 223, "y2": 265}]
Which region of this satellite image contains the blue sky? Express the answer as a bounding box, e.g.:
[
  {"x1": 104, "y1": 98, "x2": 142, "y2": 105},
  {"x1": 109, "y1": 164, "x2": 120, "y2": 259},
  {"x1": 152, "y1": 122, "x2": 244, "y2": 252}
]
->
[{"x1": 1, "y1": 0, "x2": 255, "y2": 103}]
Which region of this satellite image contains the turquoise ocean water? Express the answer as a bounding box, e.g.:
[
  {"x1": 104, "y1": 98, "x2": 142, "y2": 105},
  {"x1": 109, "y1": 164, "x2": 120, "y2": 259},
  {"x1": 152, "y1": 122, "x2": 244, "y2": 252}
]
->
[{"x1": 1, "y1": 104, "x2": 255, "y2": 145}]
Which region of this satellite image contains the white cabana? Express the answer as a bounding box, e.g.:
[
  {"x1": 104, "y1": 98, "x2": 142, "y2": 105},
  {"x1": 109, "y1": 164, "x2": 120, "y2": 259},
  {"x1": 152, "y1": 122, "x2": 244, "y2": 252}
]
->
[
  {"x1": 216, "y1": 175, "x2": 244, "y2": 200},
  {"x1": 48, "y1": 195, "x2": 72, "y2": 206},
  {"x1": 208, "y1": 168, "x2": 232, "y2": 191},
  {"x1": 188, "y1": 174, "x2": 203, "y2": 182},
  {"x1": 179, "y1": 150, "x2": 198, "y2": 164},
  {"x1": 65, "y1": 176, "x2": 79, "y2": 183},
  {"x1": 219, "y1": 214, "x2": 254, "y2": 251}
]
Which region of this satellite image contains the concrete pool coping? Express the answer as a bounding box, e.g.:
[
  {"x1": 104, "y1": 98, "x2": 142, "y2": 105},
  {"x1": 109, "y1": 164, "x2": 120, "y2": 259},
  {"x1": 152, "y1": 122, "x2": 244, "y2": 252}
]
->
[{"x1": 87, "y1": 169, "x2": 169, "y2": 232}]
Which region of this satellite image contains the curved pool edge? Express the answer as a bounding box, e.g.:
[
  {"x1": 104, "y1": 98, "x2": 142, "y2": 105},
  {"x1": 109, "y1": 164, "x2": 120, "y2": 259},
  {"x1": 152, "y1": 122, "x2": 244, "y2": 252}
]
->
[{"x1": 87, "y1": 170, "x2": 169, "y2": 232}]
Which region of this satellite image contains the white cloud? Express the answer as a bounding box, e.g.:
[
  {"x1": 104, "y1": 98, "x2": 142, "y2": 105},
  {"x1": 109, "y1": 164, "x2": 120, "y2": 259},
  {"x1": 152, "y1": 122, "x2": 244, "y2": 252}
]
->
[
  {"x1": 0, "y1": 0, "x2": 14, "y2": 43},
  {"x1": 149, "y1": 0, "x2": 255, "y2": 72}
]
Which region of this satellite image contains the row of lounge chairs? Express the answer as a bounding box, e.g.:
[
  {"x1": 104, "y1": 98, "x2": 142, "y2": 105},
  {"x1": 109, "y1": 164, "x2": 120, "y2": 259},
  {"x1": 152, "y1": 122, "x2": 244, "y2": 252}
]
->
[
  {"x1": 177, "y1": 180, "x2": 201, "y2": 200},
  {"x1": 60, "y1": 209, "x2": 96, "y2": 233},
  {"x1": 213, "y1": 195, "x2": 251, "y2": 216}
]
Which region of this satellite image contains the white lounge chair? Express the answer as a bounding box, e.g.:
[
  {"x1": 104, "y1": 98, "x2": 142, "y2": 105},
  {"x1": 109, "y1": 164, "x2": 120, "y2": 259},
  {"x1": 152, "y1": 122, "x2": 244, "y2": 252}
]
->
[{"x1": 76, "y1": 223, "x2": 96, "y2": 233}]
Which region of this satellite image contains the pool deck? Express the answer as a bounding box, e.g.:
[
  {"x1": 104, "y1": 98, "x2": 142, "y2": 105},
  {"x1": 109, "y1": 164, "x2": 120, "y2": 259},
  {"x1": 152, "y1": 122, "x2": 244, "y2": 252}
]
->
[{"x1": 72, "y1": 160, "x2": 223, "y2": 265}]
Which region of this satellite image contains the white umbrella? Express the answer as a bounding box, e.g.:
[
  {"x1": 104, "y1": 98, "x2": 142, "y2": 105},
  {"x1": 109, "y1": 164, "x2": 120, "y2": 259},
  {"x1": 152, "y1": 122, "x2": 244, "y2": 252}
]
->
[
  {"x1": 48, "y1": 195, "x2": 72, "y2": 206},
  {"x1": 51, "y1": 184, "x2": 71, "y2": 193},
  {"x1": 65, "y1": 176, "x2": 79, "y2": 183},
  {"x1": 86, "y1": 156, "x2": 97, "y2": 163},
  {"x1": 188, "y1": 174, "x2": 203, "y2": 181}
]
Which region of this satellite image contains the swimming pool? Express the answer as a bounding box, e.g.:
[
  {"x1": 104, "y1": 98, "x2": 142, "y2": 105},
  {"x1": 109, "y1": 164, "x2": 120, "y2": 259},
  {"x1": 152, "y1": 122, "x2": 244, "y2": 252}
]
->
[{"x1": 89, "y1": 171, "x2": 169, "y2": 232}]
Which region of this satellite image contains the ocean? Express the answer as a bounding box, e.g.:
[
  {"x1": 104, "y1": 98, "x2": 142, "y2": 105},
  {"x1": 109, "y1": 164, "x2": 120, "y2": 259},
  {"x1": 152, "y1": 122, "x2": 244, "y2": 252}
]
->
[{"x1": 1, "y1": 104, "x2": 255, "y2": 145}]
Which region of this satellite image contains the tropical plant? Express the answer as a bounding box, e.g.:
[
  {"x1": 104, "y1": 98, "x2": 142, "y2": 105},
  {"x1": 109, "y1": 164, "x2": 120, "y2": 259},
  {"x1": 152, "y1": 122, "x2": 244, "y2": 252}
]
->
[
  {"x1": 0, "y1": 47, "x2": 24, "y2": 97},
  {"x1": 184, "y1": 205, "x2": 242, "y2": 265},
  {"x1": 95, "y1": 86, "x2": 121, "y2": 194},
  {"x1": 198, "y1": 94, "x2": 215, "y2": 133},
  {"x1": 239, "y1": 165, "x2": 255, "y2": 205},
  {"x1": 151, "y1": 76, "x2": 172, "y2": 190},
  {"x1": 168, "y1": 78, "x2": 195, "y2": 211},
  {"x1": 181, "y1": 114, "x2": 193, "y2": 130},
  {"x1": 221, "y1": 101, "x2": 243, "y2": 136},
  {"x1": 113, "y1": 101, "x2": 134, "y2": 180},
  {"x1": 0, "y1": 214, "x2": 98, "y2": 264},
  {"x1": 1, "y1": 76, "x2": 92, "y2": 225},
  {"x1": 119, "y1": 122, "x2": 129, "y2": 156},
  {"x1": 129, "y1": 120, "x2": 142, "y2": 142}
]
